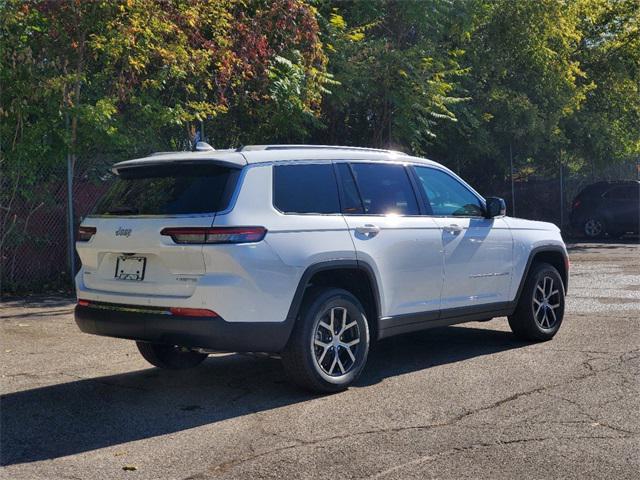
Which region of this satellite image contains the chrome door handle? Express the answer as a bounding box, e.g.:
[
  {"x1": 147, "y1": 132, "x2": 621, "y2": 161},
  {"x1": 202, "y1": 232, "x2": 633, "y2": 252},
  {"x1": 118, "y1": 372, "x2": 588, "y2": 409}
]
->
[
  {"x1": 355, "y1": 224, "x2": 381, "y2": 237},
  {"x1": 445, "y1": 224, "x2": 462, "y2": 234}
]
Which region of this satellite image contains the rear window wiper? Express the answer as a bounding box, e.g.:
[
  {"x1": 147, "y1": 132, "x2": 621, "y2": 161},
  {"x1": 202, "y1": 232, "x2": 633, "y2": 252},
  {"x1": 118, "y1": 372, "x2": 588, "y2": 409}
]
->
[{"x1": 105, "y1": 207, "x2": 139, "y2": 215}]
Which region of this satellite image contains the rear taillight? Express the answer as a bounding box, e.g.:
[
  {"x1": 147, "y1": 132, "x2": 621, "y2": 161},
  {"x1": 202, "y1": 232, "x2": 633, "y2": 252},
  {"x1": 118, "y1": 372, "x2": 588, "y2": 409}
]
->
[
  {"x1": 572, "y1": 199, "x2": 581, "y2": 209},
  {"x1": 77, "y1": 226, "x2": 96, "y2": 242},
  {"x1": 160, "y1": 226, "x2": 267, "y2": 244}
]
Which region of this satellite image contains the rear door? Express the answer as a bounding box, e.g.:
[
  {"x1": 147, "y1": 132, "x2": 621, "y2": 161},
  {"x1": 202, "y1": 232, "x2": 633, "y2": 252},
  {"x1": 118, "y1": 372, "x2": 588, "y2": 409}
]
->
[
  {"x1": 77, "y1": 162, "x2": 240, "y2": 297},
  {"x1": 603, "y1": 184, "x2": 640, "y2": 232},
  {"x1": 337, "y1": 162, "x2": 443, "y2": 318},
  {"x1": 412, "y1": 165, "x2": 513, "y2": 311}
]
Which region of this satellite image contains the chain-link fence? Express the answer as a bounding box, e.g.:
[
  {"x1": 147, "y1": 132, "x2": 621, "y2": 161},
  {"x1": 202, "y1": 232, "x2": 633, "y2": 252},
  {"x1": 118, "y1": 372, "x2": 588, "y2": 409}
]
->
[
  {"x1": 1, "y1": 155, "x2": 638, "y2": 296},
  {"x1": 499, "y1": 160, "x2": 639, "y2": 227},
  {"x1": 0, "y1": 158, "x2": 114, "y2": 296}
]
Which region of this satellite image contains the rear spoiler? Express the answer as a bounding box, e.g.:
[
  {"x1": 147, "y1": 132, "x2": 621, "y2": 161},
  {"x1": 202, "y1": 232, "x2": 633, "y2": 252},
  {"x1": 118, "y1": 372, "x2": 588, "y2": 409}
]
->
[{"x1": 112, "y1": 155, "x2": 247, "y2": 175}]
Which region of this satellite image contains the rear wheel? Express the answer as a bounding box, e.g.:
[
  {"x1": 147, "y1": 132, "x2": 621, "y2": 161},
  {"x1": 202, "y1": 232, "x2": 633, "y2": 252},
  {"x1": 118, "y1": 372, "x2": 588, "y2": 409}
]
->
[
  {"x1": 136, "y1": 342, "x2": 208, "y2": 369},
  {"x1": 583, "y1": 217, "x2": 605, "y2": 238},
  {"x1": 508, "y1": 263, "x2": 565, "y2": 341},
  {"x1": 282, "y1": 288, "x2": 370, "y2": 393}
]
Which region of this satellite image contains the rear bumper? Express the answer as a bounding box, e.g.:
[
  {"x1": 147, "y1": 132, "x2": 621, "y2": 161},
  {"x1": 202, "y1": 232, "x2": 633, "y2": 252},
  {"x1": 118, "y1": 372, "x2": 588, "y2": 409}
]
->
[{"x1": 74, "y1": 303, "x2": 294, "y2": 353}]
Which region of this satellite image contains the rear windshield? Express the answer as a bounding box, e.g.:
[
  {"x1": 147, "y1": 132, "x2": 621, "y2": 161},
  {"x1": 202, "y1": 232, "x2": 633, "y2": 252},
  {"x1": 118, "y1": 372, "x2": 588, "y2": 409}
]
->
[{"x1": 92, "y1": 163, "x2": 240, "y2": 216}]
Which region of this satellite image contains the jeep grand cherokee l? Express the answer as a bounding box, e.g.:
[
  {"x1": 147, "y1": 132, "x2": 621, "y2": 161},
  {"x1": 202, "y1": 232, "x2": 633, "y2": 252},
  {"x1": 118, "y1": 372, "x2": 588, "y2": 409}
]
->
[{"x1": 75, "y1": 144, "x2": 569, "y2": 392}]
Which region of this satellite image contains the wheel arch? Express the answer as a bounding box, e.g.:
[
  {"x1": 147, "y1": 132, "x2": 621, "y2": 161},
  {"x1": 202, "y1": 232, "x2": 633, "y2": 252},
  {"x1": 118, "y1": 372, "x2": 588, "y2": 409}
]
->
[
  {"x1": 285, "y1": 260, "x2": 382, "y2": 341},
  {"x1": 514, "y1": 246, "x2": 569, "y2": 304}
]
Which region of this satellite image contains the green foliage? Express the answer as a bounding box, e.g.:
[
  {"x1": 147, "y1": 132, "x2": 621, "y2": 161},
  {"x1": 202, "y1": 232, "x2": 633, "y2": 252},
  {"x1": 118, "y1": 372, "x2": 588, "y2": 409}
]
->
[
  {"x1": 1, "y1": 0, "x2": 638, "y2": 188},
  {"x1": 316, "y1": 0, "x2": 472, "y2": 154}
]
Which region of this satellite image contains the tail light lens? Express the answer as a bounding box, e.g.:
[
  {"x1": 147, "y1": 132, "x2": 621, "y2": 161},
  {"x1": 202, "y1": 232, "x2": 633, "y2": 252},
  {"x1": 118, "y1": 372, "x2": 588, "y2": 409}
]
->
[
  {"x1": 572, "y1": 199, "x2": 581, "y2": 209},
  {"x1": 160, "y1": 226, "x2": 267, "y2": 244},
  {"x1": 77, "y1": 226, "x2": 96, "y2": 242}
]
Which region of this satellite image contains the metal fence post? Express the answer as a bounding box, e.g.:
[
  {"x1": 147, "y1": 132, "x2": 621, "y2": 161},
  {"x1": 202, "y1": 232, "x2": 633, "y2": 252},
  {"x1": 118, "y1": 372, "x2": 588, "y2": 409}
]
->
[
  {"x1": 66, "y1": 150, "x2": 76, "y2": 289},
  {"x1": 64, "y1": 110, "x2": 77, "y2": 289},
  {"x1": 510, "y1": 142, "x2": 516, "y2": 217},
  {"x1": 559, "y1": 159, "x2": 564, "y2": 230}
]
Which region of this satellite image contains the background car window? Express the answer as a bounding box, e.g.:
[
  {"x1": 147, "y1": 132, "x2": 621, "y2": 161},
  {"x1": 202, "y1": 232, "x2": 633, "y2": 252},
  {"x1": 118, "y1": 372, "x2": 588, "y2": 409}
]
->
[
  {"x1": 414, "y1": 166, "x2": 484, "y2": 216},
  {"x1": 273, "y1": 164, "x2": 340, "y2": 214},
  {"x1": 349, "y1": 163, "x2": 419, "y2": 215},
  {"x1": 336, "y1": 163, "x2": 365, "y2": 214},
  {"x1": 604, "y1": 185, "x2": 639, "y2": 200}
]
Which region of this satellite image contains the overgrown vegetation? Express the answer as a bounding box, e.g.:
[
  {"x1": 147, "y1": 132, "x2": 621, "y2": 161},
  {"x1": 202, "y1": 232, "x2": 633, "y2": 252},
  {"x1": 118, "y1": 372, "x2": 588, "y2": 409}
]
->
[{"x1": 1, "y1": 0, "x2": 639, "y2": 292}]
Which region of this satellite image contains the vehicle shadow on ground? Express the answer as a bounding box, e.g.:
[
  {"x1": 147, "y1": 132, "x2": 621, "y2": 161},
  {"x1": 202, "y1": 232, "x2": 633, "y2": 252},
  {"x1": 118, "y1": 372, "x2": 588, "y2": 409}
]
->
[{"x1": 1, "y1": 325, "x2": 526, "y2": 466}]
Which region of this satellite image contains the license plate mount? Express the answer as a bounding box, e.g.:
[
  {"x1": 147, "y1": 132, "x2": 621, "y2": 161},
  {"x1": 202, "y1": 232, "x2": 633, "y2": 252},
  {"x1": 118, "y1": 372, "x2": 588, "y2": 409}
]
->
[{"x1": 115, "y1": 256, "x2": 146, "y2": 281}]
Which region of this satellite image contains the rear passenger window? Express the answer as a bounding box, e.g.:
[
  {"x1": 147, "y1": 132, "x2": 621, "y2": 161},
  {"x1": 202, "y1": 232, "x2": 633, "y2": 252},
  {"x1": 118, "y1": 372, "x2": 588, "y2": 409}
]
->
[
  {"x1": 349, "y1": 163, "x2": 419, "y2": 215},
  {"x1": 273, "y1": 164, "x2": 340, "y2": 214},
  {"x1": 605, "y1": 185, "x2": 639, "y2": 200}
]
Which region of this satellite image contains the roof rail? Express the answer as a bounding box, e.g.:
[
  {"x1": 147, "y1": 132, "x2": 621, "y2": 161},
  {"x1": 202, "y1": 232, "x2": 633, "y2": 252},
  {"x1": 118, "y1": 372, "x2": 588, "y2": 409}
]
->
[{"x1": 237, "y1": 144, "x2": 407, "y2": 155}]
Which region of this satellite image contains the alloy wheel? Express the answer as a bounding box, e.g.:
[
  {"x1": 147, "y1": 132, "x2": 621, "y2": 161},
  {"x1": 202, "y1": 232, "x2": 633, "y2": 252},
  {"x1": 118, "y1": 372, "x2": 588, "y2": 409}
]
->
[
  {"x1": 312, "y1": 306, "x2": 361, "y2": 376},
  {"x1": 584, "y1": 218, "x2": 603, "y2": 237},
  {"x1": 532, "y1": 276, "x2": 561, "y2": 329}
]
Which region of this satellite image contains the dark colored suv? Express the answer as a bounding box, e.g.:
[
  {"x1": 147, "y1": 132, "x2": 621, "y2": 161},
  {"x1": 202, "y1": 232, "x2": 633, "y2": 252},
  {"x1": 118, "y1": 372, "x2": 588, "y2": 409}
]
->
[{"x1": 570, "y1": 181, "x2": 640, "y2": 238}]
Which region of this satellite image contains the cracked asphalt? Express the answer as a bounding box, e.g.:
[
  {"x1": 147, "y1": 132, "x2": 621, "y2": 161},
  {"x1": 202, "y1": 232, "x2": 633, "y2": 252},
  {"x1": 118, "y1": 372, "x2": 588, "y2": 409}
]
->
[{"x1": 1, "y1": 241, "x2": 639, "y2": 479}]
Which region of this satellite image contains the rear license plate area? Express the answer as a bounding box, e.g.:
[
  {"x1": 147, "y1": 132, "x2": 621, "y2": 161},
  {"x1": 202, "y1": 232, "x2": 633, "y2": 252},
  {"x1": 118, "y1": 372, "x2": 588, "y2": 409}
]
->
[{"x1": 115, "y1": 256, "x2": 146, "y2": 281}]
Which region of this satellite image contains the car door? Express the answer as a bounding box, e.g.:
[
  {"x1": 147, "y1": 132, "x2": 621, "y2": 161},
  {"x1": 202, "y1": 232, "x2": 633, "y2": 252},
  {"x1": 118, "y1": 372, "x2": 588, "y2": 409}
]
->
[
  {"x1": 603, "y1": 184, "x2": 640, "y2": 232},
  {"x1": 412, "y1": 165, "x2": 513, "y2": 312},
  {"x1": 336, "y1": 162, "x2": 444, "y2": 319}
]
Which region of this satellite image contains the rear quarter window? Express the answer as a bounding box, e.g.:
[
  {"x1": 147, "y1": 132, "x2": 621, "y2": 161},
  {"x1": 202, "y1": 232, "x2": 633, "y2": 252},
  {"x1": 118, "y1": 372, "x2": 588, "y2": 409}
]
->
[
  {"x1": 273, "y1": 164, "x2": 341, "y2": 214},
  {"x1": 92, "y1": 163, "x2": 240, "y2": 216}
]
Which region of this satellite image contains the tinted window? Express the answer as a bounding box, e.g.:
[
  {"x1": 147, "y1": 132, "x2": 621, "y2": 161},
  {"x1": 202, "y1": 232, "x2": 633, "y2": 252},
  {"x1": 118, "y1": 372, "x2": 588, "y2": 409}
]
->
[
  {"x1": 273, "y1": 164, "x2": 340, "y2": 214},
  {"x1": 414, "y1": 166, "x2": 484, "y2": 216},
  {"x1": 336, "y1": 163, "x2": 364, "y2": 214},
  {"x1": 349, "y1": 163, "x2": 419, "y2": 215},
  {"x1": 605, "y1": 184, "x2": 639, "y2": 200},
  {"x1": 93, "y1": 163, "x2": 239, "y2": 215}
]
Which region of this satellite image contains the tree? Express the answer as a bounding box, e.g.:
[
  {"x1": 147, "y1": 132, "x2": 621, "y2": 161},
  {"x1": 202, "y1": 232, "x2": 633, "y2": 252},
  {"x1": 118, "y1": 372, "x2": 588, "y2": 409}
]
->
[
  {"x1": 315, "y1": 0, "x2": 472, "y2": 154},
  {"x1": 567, "y1": 0, "x2": 640, "y2": 170}
]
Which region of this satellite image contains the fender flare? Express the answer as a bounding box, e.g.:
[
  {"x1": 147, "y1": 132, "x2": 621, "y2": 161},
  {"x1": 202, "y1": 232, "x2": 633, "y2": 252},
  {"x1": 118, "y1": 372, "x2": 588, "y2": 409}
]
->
[
  {"x1": 513, "y1": 245, "x2": 569, "y2": 305},
  {"x1": 284, "y1": 259, "x2": 382, "y2": 326}
]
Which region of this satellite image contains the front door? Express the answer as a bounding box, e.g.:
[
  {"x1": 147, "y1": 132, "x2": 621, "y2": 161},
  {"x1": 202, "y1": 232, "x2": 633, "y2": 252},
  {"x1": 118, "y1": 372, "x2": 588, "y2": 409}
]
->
[
  {"x1": 336, "y1": 162, "x2": 444, "y2": 318},
  {"x1": 412, "y1": 165, "x2": 513, "y2": 311}
]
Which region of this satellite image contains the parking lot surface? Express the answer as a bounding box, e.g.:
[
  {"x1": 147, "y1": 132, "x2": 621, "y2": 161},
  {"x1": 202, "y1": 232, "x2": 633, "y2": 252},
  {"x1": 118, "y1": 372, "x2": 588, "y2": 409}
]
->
[{"x1": 1, "y1": 241, "x2": 639, "y2": 479}]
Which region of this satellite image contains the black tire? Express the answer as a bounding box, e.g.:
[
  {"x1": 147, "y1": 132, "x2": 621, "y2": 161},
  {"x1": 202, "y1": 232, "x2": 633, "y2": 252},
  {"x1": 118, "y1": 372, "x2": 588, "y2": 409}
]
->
[
  {"x1": 282, "y1": 287, "x2": 370, "y2": 393},
  {"x1": 136, "y1": 341, "x2": 208, "y2": 369},
  {"x1": 508, "y1": 262, "x2": 565, "y2": 341},
  {"x1": 583, "y1": 217, "x2": 605, "y2": 239}
]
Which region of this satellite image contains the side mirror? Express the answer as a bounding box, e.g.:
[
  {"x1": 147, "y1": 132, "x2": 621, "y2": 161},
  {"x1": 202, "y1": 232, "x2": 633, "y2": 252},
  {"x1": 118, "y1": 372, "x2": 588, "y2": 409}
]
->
[{"x1": 485, "y1": 197, "x2": 506, "y2": 218}]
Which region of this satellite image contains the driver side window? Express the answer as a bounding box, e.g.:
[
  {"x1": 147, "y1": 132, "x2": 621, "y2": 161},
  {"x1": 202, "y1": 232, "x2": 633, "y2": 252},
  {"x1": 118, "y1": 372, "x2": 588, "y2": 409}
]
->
[{"x1": 414, "y1": 166, "x2": 484, "y2": 217}]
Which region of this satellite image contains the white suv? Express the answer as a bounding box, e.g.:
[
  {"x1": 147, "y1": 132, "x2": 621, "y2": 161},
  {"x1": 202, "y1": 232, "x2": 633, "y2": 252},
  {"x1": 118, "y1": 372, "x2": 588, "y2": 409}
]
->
[{"x1": 75, "y1": 144, "x2": 568, "y2": 392}]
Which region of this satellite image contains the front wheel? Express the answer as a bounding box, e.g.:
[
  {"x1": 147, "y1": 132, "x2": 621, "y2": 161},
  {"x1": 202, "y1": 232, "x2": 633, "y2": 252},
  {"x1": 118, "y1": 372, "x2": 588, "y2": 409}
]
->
[
  {"x1": 508, "y1": 263, "x2": 565, "y2": 341},
  {"x1": 136, "y1": 342, "x2": 208, "y2": 369},
  {"x1": 282, "y1": 288, "x2": 370, "y2": 393}
]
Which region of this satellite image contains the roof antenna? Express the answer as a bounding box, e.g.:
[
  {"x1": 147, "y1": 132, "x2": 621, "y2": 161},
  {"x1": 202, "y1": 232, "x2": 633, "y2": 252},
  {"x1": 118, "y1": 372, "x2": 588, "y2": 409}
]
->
[{"x1": 193, "y1": 120, "x2": 214, "y2": 151}]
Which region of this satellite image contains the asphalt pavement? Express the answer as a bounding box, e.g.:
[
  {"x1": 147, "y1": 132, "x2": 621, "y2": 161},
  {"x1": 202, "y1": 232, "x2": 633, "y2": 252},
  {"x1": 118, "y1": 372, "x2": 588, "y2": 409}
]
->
[{"x1": 1, "y1": 241, "x2": 638, "y2": 479}]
